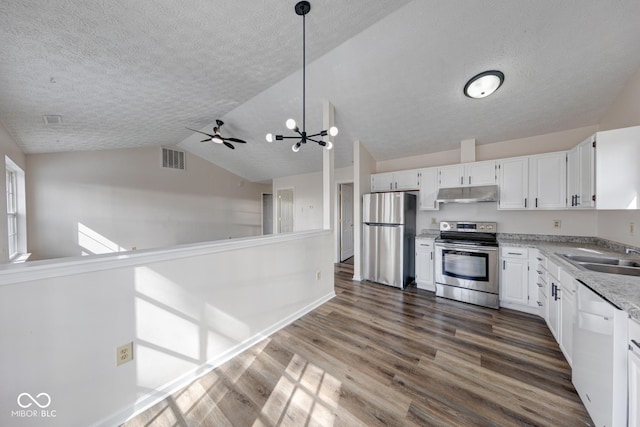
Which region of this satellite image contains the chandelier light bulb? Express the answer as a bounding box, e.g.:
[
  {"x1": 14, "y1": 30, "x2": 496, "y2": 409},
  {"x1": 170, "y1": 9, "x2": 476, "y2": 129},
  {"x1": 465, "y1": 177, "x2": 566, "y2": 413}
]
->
[
  {"x1": 329, "y1": 126, "x2": 338, "y2": 137},
  {"x1": 286, "y1": 119, "x2": 297, "y2": 130},
  {"x1": 292, "y1": 143, "x2": 300, "y2": 152},
  {"x1": 266, "y1": 133, "x2": 274, "y2": 143},
  {"x1": 325, "y1": 141, "x2": 333, "y2": 150}
]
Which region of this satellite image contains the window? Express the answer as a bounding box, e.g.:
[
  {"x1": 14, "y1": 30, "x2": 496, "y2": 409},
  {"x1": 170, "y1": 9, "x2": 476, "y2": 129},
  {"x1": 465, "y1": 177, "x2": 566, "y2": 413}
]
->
[
  {"x1": 5, "y1": 156, "x2": 26, "y2": 262},
  {"x1": 6, "y1": 169, "x2": 17, "y2": 259}
]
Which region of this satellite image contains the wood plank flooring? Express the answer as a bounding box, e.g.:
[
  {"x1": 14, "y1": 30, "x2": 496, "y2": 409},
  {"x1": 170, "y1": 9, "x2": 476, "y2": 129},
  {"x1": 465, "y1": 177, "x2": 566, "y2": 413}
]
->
[{"x1": 122, "y1": 262, "x2": 593, "y2": 426}]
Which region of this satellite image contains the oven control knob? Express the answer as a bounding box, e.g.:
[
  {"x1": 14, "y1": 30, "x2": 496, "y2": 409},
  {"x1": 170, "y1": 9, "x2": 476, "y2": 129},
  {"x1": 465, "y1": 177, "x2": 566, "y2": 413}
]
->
[
  {"x1": 479, "y1": 225, "x2": 485, "y2": 230},
  {"x1": 486, "y1": 225, "x2": 493, "y2": 230}
]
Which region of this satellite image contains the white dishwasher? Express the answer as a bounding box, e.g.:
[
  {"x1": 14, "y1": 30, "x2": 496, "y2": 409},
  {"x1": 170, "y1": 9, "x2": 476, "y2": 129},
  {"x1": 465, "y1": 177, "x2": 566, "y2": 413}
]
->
[{"x1": 572, "y1": 282, "x2": 628, "y2": 427}]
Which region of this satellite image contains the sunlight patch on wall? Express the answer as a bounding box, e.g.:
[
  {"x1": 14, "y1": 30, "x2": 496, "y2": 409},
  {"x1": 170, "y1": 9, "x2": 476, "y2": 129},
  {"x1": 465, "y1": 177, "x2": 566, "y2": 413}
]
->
[{"x1": 77, "y1": 222, "x2": 125, "y2": 255}]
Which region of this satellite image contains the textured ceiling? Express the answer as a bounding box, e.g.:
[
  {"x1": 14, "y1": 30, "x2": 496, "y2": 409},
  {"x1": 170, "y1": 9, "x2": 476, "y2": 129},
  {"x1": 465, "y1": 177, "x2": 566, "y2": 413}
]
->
[{"x1": 2, "y1": 1, "x2": 640, "y2": 182}]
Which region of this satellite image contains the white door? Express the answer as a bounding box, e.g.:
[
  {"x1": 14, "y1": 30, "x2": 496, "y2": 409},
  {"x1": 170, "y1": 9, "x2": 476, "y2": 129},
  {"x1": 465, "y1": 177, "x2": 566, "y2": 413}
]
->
[
  {"x1": 277, "y1": 189, "x2": 294, "y2": 233},
  {"x1": 339, "y1": 183, "x2": 354, "y2": 261}
]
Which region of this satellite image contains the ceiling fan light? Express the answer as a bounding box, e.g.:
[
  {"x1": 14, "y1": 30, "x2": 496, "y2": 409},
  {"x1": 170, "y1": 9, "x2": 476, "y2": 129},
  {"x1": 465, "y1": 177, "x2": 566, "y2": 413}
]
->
[
  {"x1": 329, "y1": 126, "x2": 338, "y2": 137},
  {"x1": 464, "y1": 70, "x2": 504, "y2": 99},
  {"x1": 325, "y1": 140, "x2": 333, "y2": 150},
  {"x1": 286, "y1": 119, "x2": 297, "y2": 130},
  {"x1": 292, "y1": 142, "x2": 301, "y2": 152},
  {"x1": 212, "y1": 136, "x2": 224, "y2": 144},
  {"x1": 266, "y1": 133, "x2": 274, "y2": 143}
]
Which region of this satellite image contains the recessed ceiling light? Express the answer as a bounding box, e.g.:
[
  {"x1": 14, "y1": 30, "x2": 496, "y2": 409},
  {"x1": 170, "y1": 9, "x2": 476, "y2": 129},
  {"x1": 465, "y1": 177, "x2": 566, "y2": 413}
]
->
[{"x1": 464, "y1": 70, "x2": 504, "y2": 99}]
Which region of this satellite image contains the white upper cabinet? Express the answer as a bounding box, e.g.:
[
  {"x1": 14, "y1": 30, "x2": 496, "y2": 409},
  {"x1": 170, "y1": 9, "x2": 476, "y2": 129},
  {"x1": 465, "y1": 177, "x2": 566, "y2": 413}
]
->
[
  {"x1": 529, "y1": 152, "x2": 567, "y2": 209},
  {"x1": 498, "y1": 156, "x2": 529, "y2": 209},
  {"x1": 418, "y1": 167, "x2": 439, "y2": 211},
  {"x1": 438, "y1": 164, "x2": 465, "y2": 187},
  {"x1": 371, "y1": 172, "x2": 394, "y2": 192},
  {"x1": 394, "y1": 169, "x2": 420, "y2": 191},
  {"x1": 596, "y1": 125, "x2": 640, "y2": 209},
  {"x1": 438, "y1": 160, "x2": 496, "y2": 188},
  {"x1": 567, "y1": 135, "x2": 596, "y2": 209},
  {"x1": 371, "y1": 170, "x2": 420, "y2": 192}
]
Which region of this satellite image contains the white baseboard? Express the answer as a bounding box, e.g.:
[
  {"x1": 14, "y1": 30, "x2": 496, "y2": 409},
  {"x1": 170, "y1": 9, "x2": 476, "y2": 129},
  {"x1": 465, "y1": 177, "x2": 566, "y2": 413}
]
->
[{"x1": 94, "y1": 291, "x2": 335, "y2": 427}]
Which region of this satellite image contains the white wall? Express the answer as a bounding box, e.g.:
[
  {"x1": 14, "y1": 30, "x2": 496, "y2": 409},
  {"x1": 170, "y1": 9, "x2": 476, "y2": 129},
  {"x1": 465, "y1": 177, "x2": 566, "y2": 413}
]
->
[
  {"x1": 0, "y1": 231, "x2": 334, "y2": 427},
  {"x1": 417, "y1": 203, "x2": 598, "y2": 237},
  {"x1": 353, "y1": 141, "x2": 375, "y2": 281},
  {"x1": 26, "y1": 147, "x2": 270, "y2": 260},
  {"x1": 0, "y1": 123, "x2": 26, "y2": 263},
  {"x1": 272, "y1": 166, "x2": 353, "y2": 233}
]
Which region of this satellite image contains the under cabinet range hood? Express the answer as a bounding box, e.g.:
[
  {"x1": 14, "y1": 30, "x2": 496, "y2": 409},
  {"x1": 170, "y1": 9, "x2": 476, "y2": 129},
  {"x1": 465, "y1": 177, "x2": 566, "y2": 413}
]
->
[{"x1": 436, "y1": 185, "x2": 499, "y2": 203}]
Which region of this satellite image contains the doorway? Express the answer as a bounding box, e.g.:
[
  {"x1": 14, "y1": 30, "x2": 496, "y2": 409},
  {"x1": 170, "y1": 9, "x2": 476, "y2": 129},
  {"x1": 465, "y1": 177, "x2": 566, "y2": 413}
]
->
[
  {"x1": 262, "y1": 193, "x2": 273, "y2": 235},
  {"x1": 276, "y1": 188, "x2": 294, "y2": 233},
  {"x1": 338, "y1": 183, "x2": 354, "y2": 262}
]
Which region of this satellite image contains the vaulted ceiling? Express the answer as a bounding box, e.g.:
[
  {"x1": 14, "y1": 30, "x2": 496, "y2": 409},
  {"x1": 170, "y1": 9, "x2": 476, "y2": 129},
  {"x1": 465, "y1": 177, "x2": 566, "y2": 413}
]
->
[{"x1": 2, "y1": 1, "x2": 640, "y2": 182}]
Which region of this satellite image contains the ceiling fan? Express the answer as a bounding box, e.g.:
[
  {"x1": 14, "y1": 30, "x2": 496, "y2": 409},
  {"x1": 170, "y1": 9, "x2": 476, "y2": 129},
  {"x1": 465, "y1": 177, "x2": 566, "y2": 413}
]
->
[{"x1": 186, "y1": 120, "x2": 247, "y2": 150}]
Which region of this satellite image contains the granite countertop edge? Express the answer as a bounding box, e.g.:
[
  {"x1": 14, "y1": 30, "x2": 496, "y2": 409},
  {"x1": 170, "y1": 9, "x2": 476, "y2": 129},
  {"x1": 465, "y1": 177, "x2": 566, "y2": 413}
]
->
[{"x1": 498, "y1": 234, "x2": 640, "y2": 322}]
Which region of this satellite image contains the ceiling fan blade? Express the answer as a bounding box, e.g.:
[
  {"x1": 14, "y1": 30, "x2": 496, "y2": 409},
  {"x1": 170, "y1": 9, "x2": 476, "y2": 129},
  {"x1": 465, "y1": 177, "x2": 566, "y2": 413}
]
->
[
  {"x1": 225, "y1": 137, "x2": 247, "y2": 144},
  {"x1": 186, "y1": 127, "x2": 215, "y2": 138},
  {"x1": 200, "y1": 139, "x2": 210, "y2": 143},
  {"x1": 223, "y1": 141, "x2": 235, "y2": 150}
]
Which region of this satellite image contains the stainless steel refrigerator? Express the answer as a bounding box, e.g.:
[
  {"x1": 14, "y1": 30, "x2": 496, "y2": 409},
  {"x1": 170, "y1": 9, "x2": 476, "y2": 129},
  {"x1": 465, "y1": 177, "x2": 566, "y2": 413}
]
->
[{"x1": 362, "y1": 192, "x2": 416, "y2": 289}]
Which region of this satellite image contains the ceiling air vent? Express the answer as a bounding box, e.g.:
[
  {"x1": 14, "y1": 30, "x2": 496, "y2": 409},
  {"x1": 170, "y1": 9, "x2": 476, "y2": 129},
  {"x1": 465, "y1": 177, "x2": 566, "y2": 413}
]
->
[
  {"x1": 161, "y1": 147, "x2": 186, "y2": 170},
  {"x1": 43, "y1": 115, "x2": 62, "y2": 124}
]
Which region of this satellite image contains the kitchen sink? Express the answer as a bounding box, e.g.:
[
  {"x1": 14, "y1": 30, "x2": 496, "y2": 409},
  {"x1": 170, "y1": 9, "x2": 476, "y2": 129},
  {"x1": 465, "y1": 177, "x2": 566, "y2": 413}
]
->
[
  {"x1": 560, "y1": 254, "x2": 640, "y2": 268},
  {"x1": 558, "y1": 253, "x2": 640, "y2": 277},
  {"x1": 578, "y1": 263, "x2": 640, "y2": 276}
]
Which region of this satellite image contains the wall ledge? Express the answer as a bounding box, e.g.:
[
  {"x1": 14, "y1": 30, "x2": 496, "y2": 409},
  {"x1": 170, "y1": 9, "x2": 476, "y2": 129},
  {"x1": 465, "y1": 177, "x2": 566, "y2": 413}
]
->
[{"x1": 0, "y1": 230, "x2": 330, "y2": 286}]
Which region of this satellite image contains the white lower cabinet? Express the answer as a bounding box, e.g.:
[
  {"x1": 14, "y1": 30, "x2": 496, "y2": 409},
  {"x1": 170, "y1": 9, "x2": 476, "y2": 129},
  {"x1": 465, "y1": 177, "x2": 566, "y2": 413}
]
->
[
  {"x1": 559, "y1": 269, "x2": 576, "y2": 367},
  {"x1": 630, "y1": 318, "x2": 640, "y2": 427},
  {"x1": 415, "y1": 237, "x2": 434, "y2": 291},
  {"x1": 499, "y1": 247, "x2": 531, "y2": 310}
]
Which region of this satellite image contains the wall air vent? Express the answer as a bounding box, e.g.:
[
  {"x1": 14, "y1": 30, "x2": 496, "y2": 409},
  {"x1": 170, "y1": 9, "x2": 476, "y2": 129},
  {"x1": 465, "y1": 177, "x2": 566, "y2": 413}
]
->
[
  {"x1": 161, "y1": 147, "x2": 186, "y2": 170},
  {"x1": 43, "y1": 115, "x2": 62, "y2": 125}
]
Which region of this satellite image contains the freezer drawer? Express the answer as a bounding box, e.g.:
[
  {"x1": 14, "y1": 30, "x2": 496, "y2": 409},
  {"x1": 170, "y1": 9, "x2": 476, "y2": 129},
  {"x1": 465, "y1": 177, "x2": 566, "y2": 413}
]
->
[{"x1": 363, "y1": 224, "x2": 405, "y2": 288}]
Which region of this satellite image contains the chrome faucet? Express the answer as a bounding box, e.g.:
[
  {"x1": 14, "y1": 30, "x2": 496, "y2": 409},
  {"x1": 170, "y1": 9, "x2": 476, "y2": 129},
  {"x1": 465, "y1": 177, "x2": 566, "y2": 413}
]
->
[{"x1": 625, "y1": 247, "x2": 640, "y2": 255}]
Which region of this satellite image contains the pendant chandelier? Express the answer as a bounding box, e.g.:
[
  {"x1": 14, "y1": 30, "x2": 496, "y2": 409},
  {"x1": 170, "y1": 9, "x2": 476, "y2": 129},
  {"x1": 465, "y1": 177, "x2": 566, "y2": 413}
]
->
[{"x1": 265, "y1": 1, "x2": 338, "y2": 152}]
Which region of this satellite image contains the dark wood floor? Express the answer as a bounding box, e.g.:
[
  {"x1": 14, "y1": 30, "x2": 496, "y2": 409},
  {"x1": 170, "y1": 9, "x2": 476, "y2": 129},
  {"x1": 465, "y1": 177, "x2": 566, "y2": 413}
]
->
[{"x1": 123, "y1": 262, "x2": 593, "y2": 426}]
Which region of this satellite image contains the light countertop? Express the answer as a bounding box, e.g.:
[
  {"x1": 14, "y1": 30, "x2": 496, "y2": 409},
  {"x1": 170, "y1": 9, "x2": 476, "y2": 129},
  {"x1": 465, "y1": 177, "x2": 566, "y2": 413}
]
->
[{"x1": 499, "y1": 236, "x2": 640, "y2": 321}]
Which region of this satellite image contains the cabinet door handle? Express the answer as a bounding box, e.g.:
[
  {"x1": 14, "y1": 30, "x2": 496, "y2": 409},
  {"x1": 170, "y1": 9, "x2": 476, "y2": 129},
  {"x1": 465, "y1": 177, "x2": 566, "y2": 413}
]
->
[
  {"x1": 535, "y1": 197, "x2": 538, "y2": 208},
  {"x1": 468, "y1": 176, "x2": 471, "y2": 185},
  {"x1": 524, "y1": 198, "x2": 527, "y2": 208},
  {"x1": 507, "y1": 252, "x2": 522, "y2": 255},
  {"x1": 632, "y1": 339, "x2": 640, "y2": 350},
  {"x1": 503, "y1": 260, "x2": 506, "y2": 270},
  {"x1": 430, "y1": 252, "x2": 433, "y2": 260},
  {"x1": 537, "y1": 301, "x2": 543, "y2": 307},
  {"x1": 460, "y1": 176, "x2": 463, "y2": 185},
  {"x1": 576, "y1": 195, "x2": 580, "y2": 206},
  {"x1": 551, "y1": 283, "x2": 556, "y2": 297}
]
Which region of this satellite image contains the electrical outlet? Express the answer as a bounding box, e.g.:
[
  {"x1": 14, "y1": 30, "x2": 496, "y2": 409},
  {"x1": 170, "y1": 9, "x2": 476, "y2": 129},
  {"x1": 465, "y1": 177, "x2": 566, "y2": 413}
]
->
[
  {"x1": 631, "y1": 222, "x2": 636, "y2": 236},
  {"x1": 316, "y1": 271, "x2": 321, "y2": 280},
  {"x1": 553, "y1": 220, "x2": 561, "y2": 229},
  {"x1": 131, "y1": 246, "x2": 137, "y2": 251},
  {"x1": 431, "y1": 217, "x2": 437, "y2": 225},
  {"x1": 116, "y1": 342, "x2": 133, "y2": 366}
]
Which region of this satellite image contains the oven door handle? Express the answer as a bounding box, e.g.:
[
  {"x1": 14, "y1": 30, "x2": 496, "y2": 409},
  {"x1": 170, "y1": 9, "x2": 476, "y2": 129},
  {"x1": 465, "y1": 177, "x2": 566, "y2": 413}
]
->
[{"x1": 435, "y1": 243, "x2": 498, "y2": 252}]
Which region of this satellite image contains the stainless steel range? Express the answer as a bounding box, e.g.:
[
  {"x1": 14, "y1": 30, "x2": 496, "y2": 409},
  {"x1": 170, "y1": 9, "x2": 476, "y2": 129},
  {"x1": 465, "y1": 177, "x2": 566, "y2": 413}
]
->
[{"x1": 435, "y1": 221, "x2": 499, "y2": 309}]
